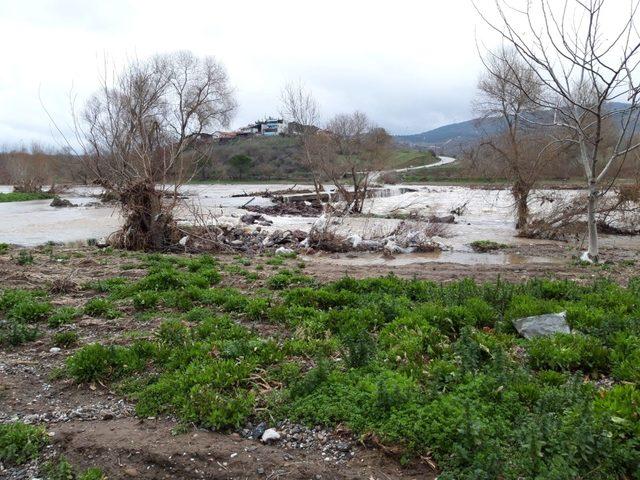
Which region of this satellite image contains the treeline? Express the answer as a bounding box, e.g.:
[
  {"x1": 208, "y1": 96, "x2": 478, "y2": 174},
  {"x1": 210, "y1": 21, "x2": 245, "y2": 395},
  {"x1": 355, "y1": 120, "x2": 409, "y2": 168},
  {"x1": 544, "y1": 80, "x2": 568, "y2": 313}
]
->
[{"x1": 0, "y1": 145, "x2": 86, "y2": 190}]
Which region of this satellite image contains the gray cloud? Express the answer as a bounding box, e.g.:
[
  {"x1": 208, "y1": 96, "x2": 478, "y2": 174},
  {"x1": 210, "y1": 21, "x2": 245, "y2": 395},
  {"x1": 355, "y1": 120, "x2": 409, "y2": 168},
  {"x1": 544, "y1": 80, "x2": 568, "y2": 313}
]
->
[{"x1": 0, "y1": 0, "x2": 485, "y2": 147}]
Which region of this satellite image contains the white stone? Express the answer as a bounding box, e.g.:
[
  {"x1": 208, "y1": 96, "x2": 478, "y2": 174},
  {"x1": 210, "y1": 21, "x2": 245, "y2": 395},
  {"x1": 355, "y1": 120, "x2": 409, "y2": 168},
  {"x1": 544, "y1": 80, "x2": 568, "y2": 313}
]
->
[{"x1": 261, "y1": 428, "x2": 281, "y2": 443}]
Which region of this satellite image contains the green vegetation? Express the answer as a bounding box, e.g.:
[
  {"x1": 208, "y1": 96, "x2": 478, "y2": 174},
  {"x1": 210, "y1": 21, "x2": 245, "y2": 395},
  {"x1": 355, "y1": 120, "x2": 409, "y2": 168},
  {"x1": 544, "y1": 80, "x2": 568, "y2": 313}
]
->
[
  {"x1": 0, "y1": 243, "x2": 9, "y2": 253},
  {"x1": 17, "y1": 250, "x2": 34, "y2": 265},
  {"x1": 470, "y1": 240, "x2": 509, "y2": 252},
  {"x1": 386, "y1": 149, "x2": 438, "y2": 169},
  {"x1": 193, "y1": 134, "x2": 438, "y2": 182},
  {"x1": 61, "y1": 258, "x2": 640, "y2": 478},
  {"x1": 52, "y1": 330, "x2": 79, "y2": 348},
  {"x1": 43, "y1": 455, "x2": 106, "y2": 480},
  {"x1": 48, "y1": 306, "x2": 81, "y2": 327},
  {"x1": 0, "y1": 421, "x2": 48, "y2": 466},
  {"x1": 0, "y1": 288, "x2": 50, "y2": 345},
  {"x1": 83, "y1": 298, "x2": 119, "y2": 319},
  {"x1": 0, "y1": 191, "x2": 53, "y2": 202}
]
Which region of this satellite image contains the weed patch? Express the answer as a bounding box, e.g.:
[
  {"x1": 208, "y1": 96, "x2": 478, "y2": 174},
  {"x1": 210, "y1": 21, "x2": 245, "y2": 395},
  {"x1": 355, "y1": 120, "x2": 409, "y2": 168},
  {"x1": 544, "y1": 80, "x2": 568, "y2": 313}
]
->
[{"x1": 0, "y1": 422, "x2": 48, "y2": 466}]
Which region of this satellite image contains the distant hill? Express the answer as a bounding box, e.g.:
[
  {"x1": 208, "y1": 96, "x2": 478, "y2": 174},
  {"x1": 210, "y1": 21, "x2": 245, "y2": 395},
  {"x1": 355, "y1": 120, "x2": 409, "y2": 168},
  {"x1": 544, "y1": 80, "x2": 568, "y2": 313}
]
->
[
  {"x1": 395, "y1": 102, "x2": 637, "y2": 154},
  {"x1": 394, "y1": 117, "x2": 504, "y2": 153}
]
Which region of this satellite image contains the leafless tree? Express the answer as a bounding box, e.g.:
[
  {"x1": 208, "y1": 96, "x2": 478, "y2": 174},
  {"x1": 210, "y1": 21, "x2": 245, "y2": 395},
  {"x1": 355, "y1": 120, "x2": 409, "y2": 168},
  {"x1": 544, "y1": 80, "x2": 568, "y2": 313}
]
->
[
  {"x1": 476, "y1": 48, "x2": 548, "y2": 228},
  {"x1": 476, "y1": 0, "x2": 640, "y2": 261},
  {"x1": 279, "y1": 81, "x2": 325, "y2": 203},
  {"x1": 76, "y1": 51, "x2": 236, "y2": 250},
  {"x1": 321, "y1": 112, "x2": 392, "y2": 213}
]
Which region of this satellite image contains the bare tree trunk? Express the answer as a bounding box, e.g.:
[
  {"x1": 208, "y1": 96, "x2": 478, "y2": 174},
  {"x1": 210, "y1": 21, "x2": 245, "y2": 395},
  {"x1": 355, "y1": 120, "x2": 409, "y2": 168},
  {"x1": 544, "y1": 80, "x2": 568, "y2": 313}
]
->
[
  {"x1": 512, "y1": 182, "x2": 530, "y2": 229},
  {"x1": 587, "y1": 181, "x2": 599, "y2": 261},
  {"x1": 515, "y1": 195, "x2": 529, "y2": 229}
]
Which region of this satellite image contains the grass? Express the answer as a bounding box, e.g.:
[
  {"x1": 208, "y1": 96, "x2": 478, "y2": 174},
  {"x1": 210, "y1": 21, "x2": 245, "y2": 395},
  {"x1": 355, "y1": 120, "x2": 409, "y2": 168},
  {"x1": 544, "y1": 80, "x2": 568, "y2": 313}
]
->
[
  {"x1": 0, "y1": 191, "x2": 54, "y2": 202},
  {"x1": 58, "y1": 257, "x2": 640, "y2": 478}
]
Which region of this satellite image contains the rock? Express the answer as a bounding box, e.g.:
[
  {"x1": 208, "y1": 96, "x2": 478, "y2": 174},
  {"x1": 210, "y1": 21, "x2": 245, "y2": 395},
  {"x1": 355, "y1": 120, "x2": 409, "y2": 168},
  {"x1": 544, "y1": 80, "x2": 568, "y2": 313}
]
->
[
  {"x1": 429, "y1": 214, "x2": 456, "y2": 224},
  {"x1": 240, "y1": 213, "x2": 263, "y2": 224},
  {"x1": 49, "y1": 347, "x2": 61, "y2": 354},
  {"x1": 334, "y1": 442, "x2": 350, "y2": 452},
  {"x1": 275, "y1": 246, "x2": 294, "y2": 256},
  {"x1": 50, "y1": 196, "x2": 77, "y2": 208},
  {"x1": 251, "y1": 422, "x2": 267, "y2": 439},
  {"x1": 261, "y1": 428, "x2": 281, "y2": 443},
  {"x1": 123, "y1": 467, "x2": 139, "y2": 477},
  {"x1": 346, "y1": 234, "x2": 362, "y2": 248},
  {"x1": 290, "y1": 229, "x2": 308, "y2": 241},
  {"x1": 580, "y1": 251, "x2": 594, "y2": 263},
  {"x1": 96, "y1": 238, "x2": 109, "y2": 248},
  {"x1": 512, "y1": 312, "x2": 570, "y2": 339}
]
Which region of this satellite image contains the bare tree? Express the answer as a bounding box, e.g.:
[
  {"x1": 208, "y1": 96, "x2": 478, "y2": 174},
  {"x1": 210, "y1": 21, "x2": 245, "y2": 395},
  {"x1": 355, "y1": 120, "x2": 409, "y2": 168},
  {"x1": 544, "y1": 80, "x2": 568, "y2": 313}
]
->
[
  {"x1": 77, "y1": 51, "x2": 236, "y2": 250},
  {"x1": 279, "y1": 81, "x2": 324, "y2": 203},
  {"x1": 4, "y1": 144, "x2": 54, "y2": 193},
  {"x1": 476, "y1": 48, "x2": 547, "y2": 228},
  {"x1": 476, "y1": 0, "x2": 640, "y2": 261},
  {"x1": 321, "y1": 112, "x2": 392, "y2": 213}
]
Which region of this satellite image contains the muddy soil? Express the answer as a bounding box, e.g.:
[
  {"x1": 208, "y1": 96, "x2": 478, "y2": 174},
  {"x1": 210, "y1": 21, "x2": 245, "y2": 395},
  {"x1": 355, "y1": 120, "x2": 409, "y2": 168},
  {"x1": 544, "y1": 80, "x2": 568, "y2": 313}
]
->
[{"x1": 303, "y1": 241, "x2": 640, "y2": 284}]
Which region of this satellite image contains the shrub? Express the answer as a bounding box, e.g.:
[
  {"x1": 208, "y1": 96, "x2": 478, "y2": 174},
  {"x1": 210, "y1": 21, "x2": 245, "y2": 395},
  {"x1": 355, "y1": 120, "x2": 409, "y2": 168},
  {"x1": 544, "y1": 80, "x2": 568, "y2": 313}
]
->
[
  {"x1": 43, "y1": 456, "x2": 75, "y2": 480},
  {"x1": 132, "y1": 290, "x2": 159, "y2": 311},
  {"x1": 0, "y1": 243, "x2": 9, "y2": 253},
  {"x1": 379, "y1": 314, "x2": 447, "y2": 374},
  {"x1": 7, "y1": 299, "x2": 51, "y2": 323},
  {"x1": 84, "y1": 298, "x2": 119, "y2": 318},
  {"x1": 48, "y1": 307, "x2": 80, "y2": 327},
  {"x1": 0, "y1": 289, "x2": 43, "y2": 310},
  {"x1": 0, "y1": 422, "x2": 48, "y2": 465},
  {"x1": 267, "y1": 269, "x2": 314, "y2": 290},
  {"x1": 52, "y1": 331, "x2": 79, "y2": 348},
  {"x1": 78, "y1": 468, "x2": 106, "y2": 480},
  {"x1": 610, "y1": 333, "x2": 640, "y2": 383},
  {"x1": 16, "y1": 250, "x2": 34, "y2": 265},
  {"x1": 0, "y1": 322, "x2": 39, "y2": 346},
  {"x1": 66, "y1": 343, "x2": 143, "y2": 382},
  {"x1": 527, "y1": 333, "x2": 609, "y2": 373},
  {"x1": 470, "y1": 240, "x2": 508, "y2": 252}
]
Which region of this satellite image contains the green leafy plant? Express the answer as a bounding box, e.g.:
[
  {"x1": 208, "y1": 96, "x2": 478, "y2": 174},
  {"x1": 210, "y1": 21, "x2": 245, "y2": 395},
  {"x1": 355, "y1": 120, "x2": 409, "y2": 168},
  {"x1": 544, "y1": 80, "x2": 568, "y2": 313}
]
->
[
  {"x1": 48, "y1": 307, "x2": 81, "y2": 327},
  {"x1": 16, "y1": 250, "x2": 34, "y2": 265},
  {"x1": 52, "y1": 331, "x2": 79, "y2": 348},
  {"x1": 84, "y1": 298, "x2": 119, "y2": 318},
  {"x1": 0, "y1": 422, "x2": 48, "y2": 466}
]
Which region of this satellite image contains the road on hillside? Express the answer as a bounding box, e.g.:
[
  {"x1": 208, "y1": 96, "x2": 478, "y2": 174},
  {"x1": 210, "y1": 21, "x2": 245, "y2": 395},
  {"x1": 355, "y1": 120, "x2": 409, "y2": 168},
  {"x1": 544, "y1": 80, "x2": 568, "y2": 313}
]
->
[{"x1": 368, "y1": 156, "x2": 456, "y2": 183}]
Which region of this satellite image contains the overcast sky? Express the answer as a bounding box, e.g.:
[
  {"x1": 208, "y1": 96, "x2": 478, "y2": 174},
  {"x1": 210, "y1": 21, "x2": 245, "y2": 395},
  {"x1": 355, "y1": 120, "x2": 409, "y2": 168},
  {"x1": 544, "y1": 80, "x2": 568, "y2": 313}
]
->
[{"x1": 0, "y1": 0, "x2": 490, "y2": 148}]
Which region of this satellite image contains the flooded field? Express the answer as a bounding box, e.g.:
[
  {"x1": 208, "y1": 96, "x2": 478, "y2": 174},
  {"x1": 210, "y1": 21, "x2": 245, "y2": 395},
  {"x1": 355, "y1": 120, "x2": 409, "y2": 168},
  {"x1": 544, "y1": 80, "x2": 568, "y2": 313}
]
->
[{"x1": 1, "y1": 183, "x2": 638, "y2": 265}]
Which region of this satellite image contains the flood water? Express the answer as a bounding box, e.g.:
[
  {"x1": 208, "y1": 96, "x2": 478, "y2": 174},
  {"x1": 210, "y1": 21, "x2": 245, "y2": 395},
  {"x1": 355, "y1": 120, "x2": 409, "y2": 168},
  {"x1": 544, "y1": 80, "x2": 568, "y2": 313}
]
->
[{"x1": 1, "y1": 183, "x2": 637, "y2": 265}]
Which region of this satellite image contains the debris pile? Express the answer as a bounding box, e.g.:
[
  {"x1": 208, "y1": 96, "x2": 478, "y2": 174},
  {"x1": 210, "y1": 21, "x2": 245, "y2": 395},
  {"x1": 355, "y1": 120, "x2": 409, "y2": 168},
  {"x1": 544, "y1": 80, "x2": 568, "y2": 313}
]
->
[
  {"x1": 520, "y1": 190, "x2": 640, "y2": 240},
  {"x1": 244, "y1": 201, "x2": 322, "y2": 216},
  {"x1": 304, "y1": 215, "x2": 447, "y2": 254}
]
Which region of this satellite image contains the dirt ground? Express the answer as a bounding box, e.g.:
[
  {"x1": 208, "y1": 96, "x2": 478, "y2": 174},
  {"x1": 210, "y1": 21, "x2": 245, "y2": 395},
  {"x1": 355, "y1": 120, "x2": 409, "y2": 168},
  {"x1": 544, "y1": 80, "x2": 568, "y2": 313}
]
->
[{"x1": 1, "y1": 241, "x2": 638, "y2": 479}]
